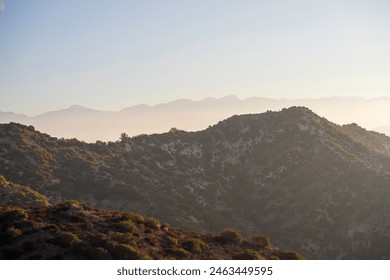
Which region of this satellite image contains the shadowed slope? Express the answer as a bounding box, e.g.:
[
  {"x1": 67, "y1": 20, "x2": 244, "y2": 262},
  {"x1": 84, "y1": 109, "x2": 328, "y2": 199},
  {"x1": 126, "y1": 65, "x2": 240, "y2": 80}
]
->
[{"x1": 1, "y1": 107, "x2": 390, "y2": 259}]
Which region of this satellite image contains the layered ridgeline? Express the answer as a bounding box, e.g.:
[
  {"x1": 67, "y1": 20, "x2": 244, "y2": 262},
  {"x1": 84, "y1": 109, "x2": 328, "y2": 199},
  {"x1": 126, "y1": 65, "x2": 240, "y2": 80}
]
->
[
  {"x1": 1, "y1": 107, "x2": 390, "y2": 259},
  {"x1": 1, "y1": 178, "x2": 297, "y2": 260},
  {"x1": 2, "y1": 96, "x2": 390, "y2": 142}
]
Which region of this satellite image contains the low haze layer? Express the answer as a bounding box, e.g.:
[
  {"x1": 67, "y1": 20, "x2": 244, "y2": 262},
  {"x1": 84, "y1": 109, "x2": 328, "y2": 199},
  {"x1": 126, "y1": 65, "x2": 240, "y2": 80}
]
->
[{"x1": 1, "y1": 96, "x2": 390, "y2": 142}]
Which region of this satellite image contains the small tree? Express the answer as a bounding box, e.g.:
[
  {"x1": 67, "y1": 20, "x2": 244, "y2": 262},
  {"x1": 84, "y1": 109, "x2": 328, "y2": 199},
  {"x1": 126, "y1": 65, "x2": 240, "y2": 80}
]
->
[
  {"x1": 120, "y1": 132, "x2": 130, "y2": 142},
  {"x1": 169, "y1": 127, "x2": 179, "y2": 133}
]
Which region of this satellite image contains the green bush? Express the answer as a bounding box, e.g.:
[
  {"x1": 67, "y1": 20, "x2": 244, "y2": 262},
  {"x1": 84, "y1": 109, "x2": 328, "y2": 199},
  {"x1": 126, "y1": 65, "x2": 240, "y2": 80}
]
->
[
  {"x1": 106, "y1": 241, "x2": 142, "y2": 260},
  {"x1": 184, "y1": 239, "x2": 209, "y2": 253},
  {"x1": 59, "y1": 231, "x2": 82, "y2": 245},
  {"x1": 122, "y1": 211, "x2": 145, "y2": 224},
  {"x1": 24, "y1": 187, "x2": 50, "y2": 206},
  {"x1": 165, "y1": 236, "x2": 179, "y2": 247},
  {"x1": 145, "y1": 217, "x2": 160, "y2": 229},
  {"x1": 218, "y1": 229, "x2": 243, "y2": 244},
  {"x1": 110, "y1": 232, "x2": 137, "y2": 246},
  {"x1": 242, "y1": 249, "x2": 260, "y2": 260},
  {"x1": 46, "y1": 231, "x2": 82, "y2": 248},
  {"x1": 116, "y1": 220, "x2": 137, "y2": 233},
  {"x1": 252, "y1": 234, "x2": 271, "y2": 248},
  {"x1": 90, "y1": 233, "x2": 109, "y2": 246}
]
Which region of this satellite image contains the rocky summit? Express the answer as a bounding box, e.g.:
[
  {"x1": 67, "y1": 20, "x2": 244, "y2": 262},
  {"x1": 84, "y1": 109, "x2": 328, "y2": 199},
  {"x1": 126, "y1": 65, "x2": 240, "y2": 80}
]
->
[{"x1": 1, "y1": 106, "x2": 390, "y2": 259}]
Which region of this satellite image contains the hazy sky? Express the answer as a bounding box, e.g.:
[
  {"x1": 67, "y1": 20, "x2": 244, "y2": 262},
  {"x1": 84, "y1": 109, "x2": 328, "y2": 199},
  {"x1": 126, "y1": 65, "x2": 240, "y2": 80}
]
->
[{"x1": 1, "y1": 0, "x2": 389, "y2": 115}]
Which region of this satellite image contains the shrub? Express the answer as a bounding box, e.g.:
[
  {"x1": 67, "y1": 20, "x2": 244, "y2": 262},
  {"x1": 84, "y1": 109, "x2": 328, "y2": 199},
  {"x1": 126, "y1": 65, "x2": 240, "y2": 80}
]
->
[
  {"x1": 106, "y1": 241, "x2": 142, "y2": 260},
  {"x1": 280, "y1": 251, "x2": 305, "y2": 260},
  {"x1": 145, "y1": 217, "x2": 160, "y2": 229},
  {"x1": 85, "y1": 247, "x2": 111, "y2": 260},
  {"x1": 0, "y1": 207, "x2": 29, "y2": 226},
  {"x1": 90, "y1": 233, "x2": 110, "y2": 247},
  {"x1": 234, "y1": 249, "x2": 260, "y2": 260},
  {"x1": 252, "y1": 234, "x2": 271, "y2": 248},
  {"x1": 0, "y1": 175, "x2": 6, "y2": 185},
  {"x1": 44, "y1": 222, "x2": 61, "y2": 233},
  {"x1": 172, "y1": 248, "x2": 190, "y2": 259},
  {"x1": 218, "y1": 229, "x2": 243, "y2": 244},
  {"x1": 110, "y1": 232, "x2": 137, "y2": 246},
  {"x1": 116, "y1": 220, "x2": 137, "y2": 233},
  {"x1": 70, "y1": 242, "x2": 111, "y2": 260},
  {"x1": 59, "y1": 231, "x2": 82, "y2": 245},
  {"x1": 163, "y1": 256, "x2": 176, "y2": 260},
  {"x1": 24, "y1": 188, "x2": 50, "y2": 206},
  {"x1": 54, "y1": 200, "x2": 81, "y2": 211},
  {"x1": 62, "y1": 200, "x2": 81, "y2": 207},
  {"x1": 183, "y1": 239, "x2": 209, "y2": 253},
  {"x1": 6, "y1": 226, "x2": 22, "y2": 239},
  {"x1": 143, "y1": 254, "x2": 153, "y2": 260},
  {"x1": 122, "y1": 211, "x2": 145, "y2": 224},
  {"x1": 165, "y1": 236, "x2": 179, "y2": 247}
]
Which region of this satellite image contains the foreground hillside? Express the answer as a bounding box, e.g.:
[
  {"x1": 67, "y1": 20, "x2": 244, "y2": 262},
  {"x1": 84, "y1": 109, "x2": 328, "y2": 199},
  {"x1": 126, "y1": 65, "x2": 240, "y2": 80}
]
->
[
  {"x1": 2, "y1": 107, "x2": 390, "y2": 259},
  {"x1": 0, "y1": 199, "x2": 301, "y2": 260}
]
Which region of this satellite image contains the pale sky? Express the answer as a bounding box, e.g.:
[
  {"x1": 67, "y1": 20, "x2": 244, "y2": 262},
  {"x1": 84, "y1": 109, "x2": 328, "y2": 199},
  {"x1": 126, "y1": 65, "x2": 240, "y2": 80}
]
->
[{"x1": 1, "y1": 0, "x2": 389, "y2": 115}]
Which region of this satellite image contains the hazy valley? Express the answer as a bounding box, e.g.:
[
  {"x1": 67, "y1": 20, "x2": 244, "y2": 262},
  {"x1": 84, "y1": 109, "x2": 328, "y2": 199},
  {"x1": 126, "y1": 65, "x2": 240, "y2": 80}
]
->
[{"x1": 2, "y1": 96, "x2": 390, "y2": 142}]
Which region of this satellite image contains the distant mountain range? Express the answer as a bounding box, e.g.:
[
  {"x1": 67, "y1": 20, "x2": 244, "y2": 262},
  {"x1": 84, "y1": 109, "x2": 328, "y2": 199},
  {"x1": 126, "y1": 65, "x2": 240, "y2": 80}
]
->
[
  {"x1": 2, "y1": 107, "x2": 390, "y2": 259},
  {"x1": 2, "y1": 96, "x2": 390, "y2": 142}
]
